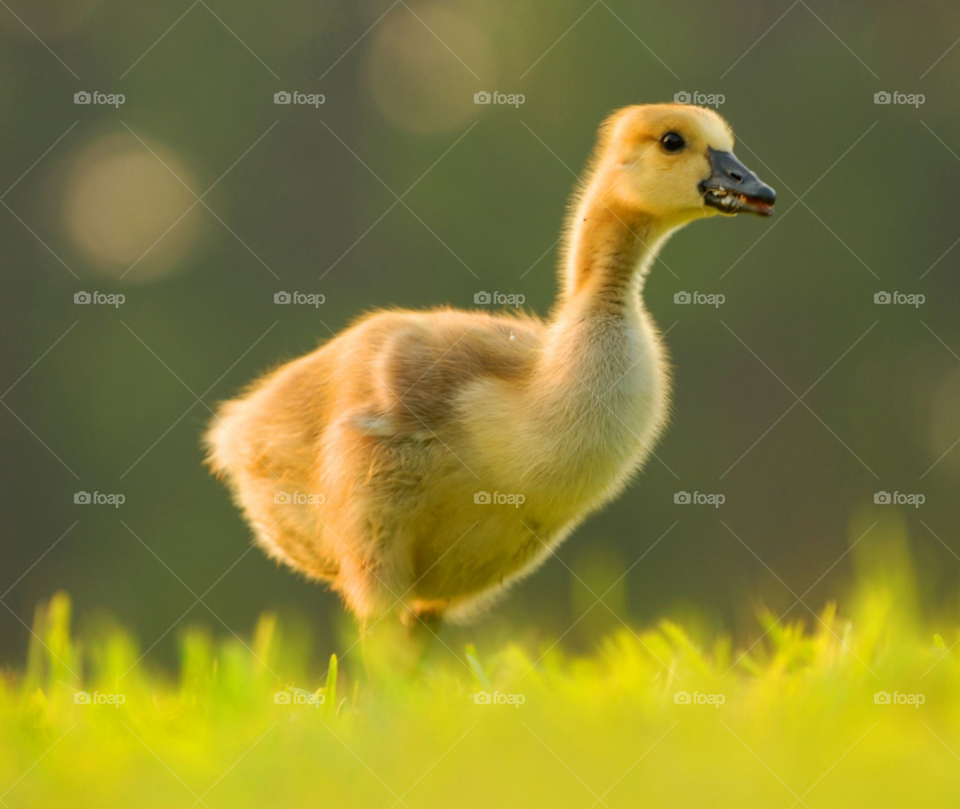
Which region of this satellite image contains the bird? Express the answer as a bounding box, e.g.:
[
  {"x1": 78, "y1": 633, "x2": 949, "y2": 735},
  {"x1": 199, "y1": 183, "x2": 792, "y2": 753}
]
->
[{"x1": 205, "y1": 103, "x2": 775, "y2": 644}]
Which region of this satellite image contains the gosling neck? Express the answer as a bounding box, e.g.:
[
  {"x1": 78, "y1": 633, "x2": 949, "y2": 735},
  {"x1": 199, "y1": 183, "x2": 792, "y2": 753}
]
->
[{"x1": 559, "y1": 192, "x2": 671, "y2": 318}]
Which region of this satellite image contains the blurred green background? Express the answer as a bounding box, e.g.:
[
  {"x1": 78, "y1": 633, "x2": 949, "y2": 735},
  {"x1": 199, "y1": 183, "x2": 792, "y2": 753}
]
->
[{"x1": 3, "y1": 0, "x2": 960, "y2": 672}]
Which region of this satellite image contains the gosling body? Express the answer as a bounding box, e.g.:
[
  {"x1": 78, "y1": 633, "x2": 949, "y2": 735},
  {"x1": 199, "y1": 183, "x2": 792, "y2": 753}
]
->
[{"x1": 206, "y1": 104, "x2": 775, "y2": 628}]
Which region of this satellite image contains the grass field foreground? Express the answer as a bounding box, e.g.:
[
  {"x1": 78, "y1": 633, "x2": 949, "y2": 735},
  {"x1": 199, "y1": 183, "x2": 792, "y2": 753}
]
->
[{"x1": 2, "y1": 519, "x2": 959, "y2": 807}]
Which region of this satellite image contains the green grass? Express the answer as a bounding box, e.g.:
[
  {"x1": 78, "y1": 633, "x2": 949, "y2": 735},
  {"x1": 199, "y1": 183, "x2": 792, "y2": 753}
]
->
[{"x1": 3, "y1": 520, "x2": 959, "y2": 808}]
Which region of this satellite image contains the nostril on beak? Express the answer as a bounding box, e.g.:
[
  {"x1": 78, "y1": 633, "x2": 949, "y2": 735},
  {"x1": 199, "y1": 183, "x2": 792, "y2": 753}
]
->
[{"x1": 729, "y1": 170, "x2": 743, "y2": 183}]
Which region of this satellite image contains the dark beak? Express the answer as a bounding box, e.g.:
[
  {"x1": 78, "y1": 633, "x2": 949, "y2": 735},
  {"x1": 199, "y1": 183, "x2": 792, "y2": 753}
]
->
[{"x1": 699, "y1": 147, "x2": 776, "y2": 216}]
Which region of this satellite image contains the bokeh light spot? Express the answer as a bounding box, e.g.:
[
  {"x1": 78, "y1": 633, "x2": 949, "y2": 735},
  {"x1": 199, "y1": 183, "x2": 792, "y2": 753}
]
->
[
  {"x1": 62, "y1": 133, "x2": 204, "y2": 281},
  {"x1": 365, "y1": 5, "x2": 495, "y2": 135}
]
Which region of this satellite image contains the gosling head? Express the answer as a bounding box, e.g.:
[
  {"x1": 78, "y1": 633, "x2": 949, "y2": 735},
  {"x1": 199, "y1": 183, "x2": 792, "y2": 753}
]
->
[{"x1": 593, "y1": 103, "x2": 776, "y2": 226}]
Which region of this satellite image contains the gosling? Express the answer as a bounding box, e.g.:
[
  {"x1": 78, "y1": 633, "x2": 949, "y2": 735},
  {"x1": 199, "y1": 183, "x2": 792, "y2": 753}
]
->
[{"x1": 205, "y1": 103, "x2": 776, "y2": 636}]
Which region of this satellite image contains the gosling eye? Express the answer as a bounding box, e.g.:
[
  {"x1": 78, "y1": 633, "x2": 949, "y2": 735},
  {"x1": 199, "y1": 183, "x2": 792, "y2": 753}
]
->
[{"x1": 660, "y1": 132, "x2": 686, "y2": 153}]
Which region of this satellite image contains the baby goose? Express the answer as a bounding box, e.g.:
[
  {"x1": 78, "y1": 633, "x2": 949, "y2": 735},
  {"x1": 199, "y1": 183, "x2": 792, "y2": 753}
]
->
[{"x1": 205, "y1": 103, "x2": 775, "y2": 637}]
